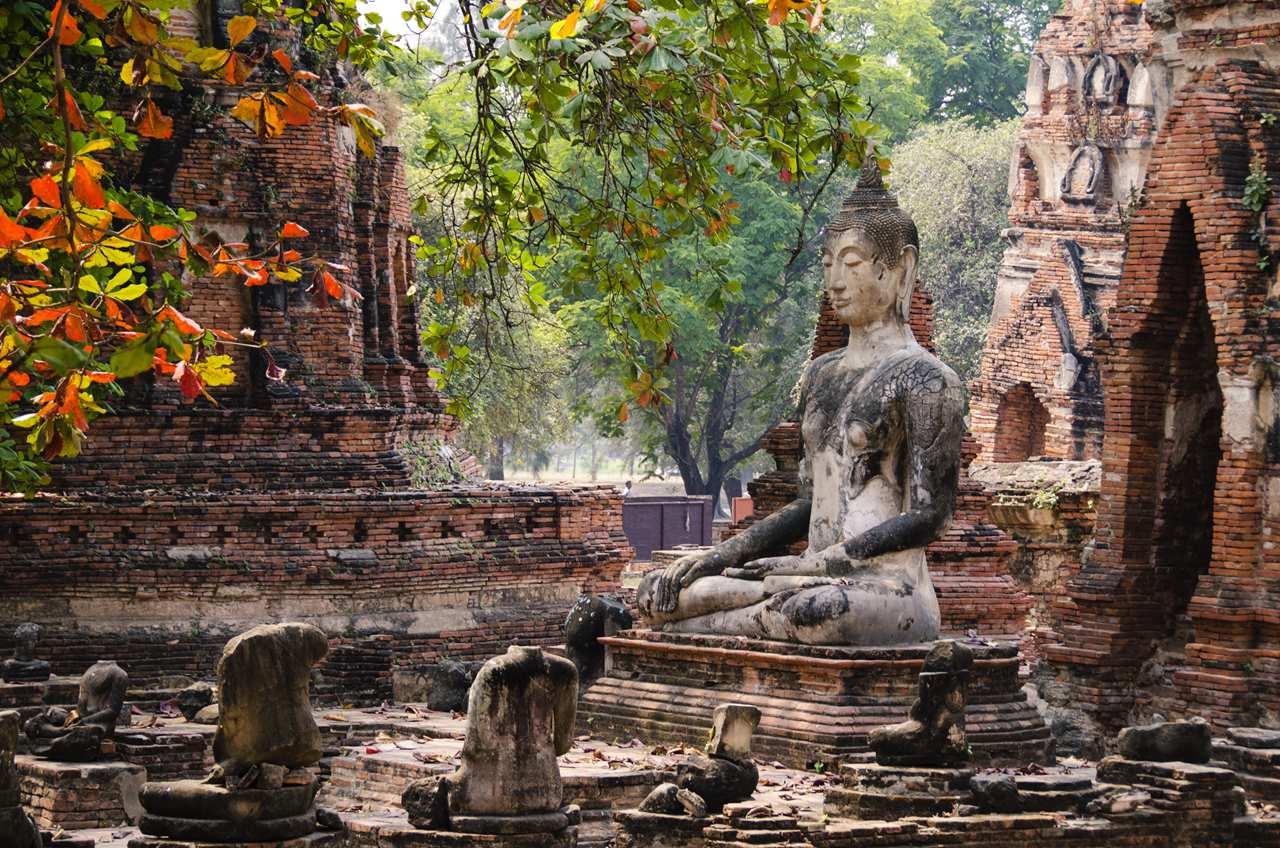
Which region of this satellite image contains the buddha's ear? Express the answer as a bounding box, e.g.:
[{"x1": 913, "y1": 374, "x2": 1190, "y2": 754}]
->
[{"x1": 896, "y1": 244, "x2": 919, "y2": 323}]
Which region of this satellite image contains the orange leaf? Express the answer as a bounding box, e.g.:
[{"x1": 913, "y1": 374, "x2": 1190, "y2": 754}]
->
[
  {"x1": 64, "y1": 311, "x2": 87, "y2": 343},
  {"x1": 83, "y1": 371, "x2": 116, "y2": 383},
  {"x1": 30, "y1": 175, "x2": 62, "y2": 208},
  {"x1": 321, "y1": 271, "x2": 343, "y2": 299},
  {"x1": 272, "y1": 48, "x2": 292, "y2": 73},
  {"x1": 50, "y1": 2, "x2": 82, "y2": 45},
  {"x1": 149, "y1": 224, "x2": 179, "y2": 241},
  {"x1": 243, "y1": 265, "x2": 269, "y2": 286},
  {"x1": 108, "y1": 199, "x2": 135, "y2": 221},
  {"x1": 226, "y1": 15, "x2": 256, "y2": 48},
  {"x1": 549, "y1": 10, "x2": 580, "y2": 38},
  {"x1": 54, "y1": 89, "x2": 88, "y2": 131},
  {"x1": 0, "y1": 208, "x2": 28, "y2": 249},
  {"x1": 277, "y1": 83, "x2": 317, "y2": 125},
  {"x1": 71, "y1": 165, "x2": 105, "y2": 209},
  {"x1": 123, "y1": 6, "x2": 159, "y2": 44},
  {"x1": 221, "y1": 53, "x2": 254, "y2": 86},
  {"x1": 78, "y1": 0, "x2": 108, "y2": 20},
  {"x1": 281, "y1": 248, "x2": 302, "y2": 262},
  {"x1": 137, "y1": 99, "x2": 174, "y2": 140},
  {"x1": 158, "y1": 305, "x2": 202, "y2": 335},
  {"x1": 27, "y1": 306, "x2": 71, "y2": 325},
  {"x1": 279, "y1": 221, "x2": 309, "y2": 239}
]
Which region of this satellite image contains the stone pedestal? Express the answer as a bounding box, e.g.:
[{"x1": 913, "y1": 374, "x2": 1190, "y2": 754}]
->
[
  {"x1": 579, "y1": 631, "x2": 1051, "y2": 768},
  {"x1": 16, "y1": 754, "x2": 145, "y2": 829},
  {"x1": 128, "y1": 833, "x2": 340, "y2": 848},
  {"x1": 614, "y1": 809, "x2": 710, "y2": 848},
  {"x1": 825, "y1": 763, "x2": 972, "y2": 819},
  {"x1": 137, "y1": 777, "x2": 320, "y2": 842}
]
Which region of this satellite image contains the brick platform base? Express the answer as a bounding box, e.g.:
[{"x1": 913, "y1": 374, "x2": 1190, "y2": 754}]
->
[
  {"x1": 324, "y1": 745, "x2": 667, "y2": 815},
  {"x1": 17, "y1": 755, "x2": 145, "y2": 829},
  {"x1": 578, "y1": 631, "x2": 1052, "y2": 769},
  {"x1": 342, "y1": 813, "x2": 577, "y2": 847}
]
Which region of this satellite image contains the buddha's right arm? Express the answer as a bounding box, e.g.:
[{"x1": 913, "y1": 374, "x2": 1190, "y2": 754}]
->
[{"x1": 703, "y1": 496, "x2": 812, "y2": 571}]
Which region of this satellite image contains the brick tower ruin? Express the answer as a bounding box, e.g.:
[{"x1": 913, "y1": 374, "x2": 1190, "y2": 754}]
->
[
  {"x1": 1041, "y1": 0, "x2": 1280, "y2": 737},
  {"x1": 0, "y1": 2, "x2": 630, "y2": 700},
  {"x1": 969, "y1": 0, "x2": 1159, "y2": 462}
]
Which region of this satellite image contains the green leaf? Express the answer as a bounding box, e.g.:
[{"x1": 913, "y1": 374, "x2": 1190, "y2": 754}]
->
[
  {"x1": 108, "y1": 340, "x2": 156, "y2": 378},
  {"x1": 28, "y1": 337, "x2": 87, "y2": 375}
]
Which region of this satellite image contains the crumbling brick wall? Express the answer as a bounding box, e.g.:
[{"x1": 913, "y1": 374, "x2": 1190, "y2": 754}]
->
[
  {"x1": 970, "y1": 0, "x2": 1159, "y2": 462},
  {"x1": 1045, "y1": 25, "x2": 1280, "y2": 735}
]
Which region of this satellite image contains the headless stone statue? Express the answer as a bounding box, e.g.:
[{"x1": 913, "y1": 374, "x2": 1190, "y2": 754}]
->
[
  {"x1": 868, "y1": 640, "x2": 972, "y2": 766},
  {"x1": 137, "y1": 622, "x2": 329, "y2": 843},
  {"x1": 213, "y1": 622, "x2": 328, "y2": 780},
  {"x1": 402, "y1": 646, "x2": 579, "y2": 835},
  {"x1": 2, "y1": 623, "x2": 50, "y2": 683},
  {"x1": 452, "y1": 645, "x2": 578, "y2": 817},
  {"x1": 23, "y1": 660, "x2": 127, "y2": 761},
  {"x1": 638, "y1": 160, "x2": 964, "y2": 645}
]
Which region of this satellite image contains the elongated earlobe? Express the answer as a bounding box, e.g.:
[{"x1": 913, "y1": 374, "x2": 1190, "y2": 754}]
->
[{"x1": 897, "y1": 245, "x2": 919, "y2": 323}]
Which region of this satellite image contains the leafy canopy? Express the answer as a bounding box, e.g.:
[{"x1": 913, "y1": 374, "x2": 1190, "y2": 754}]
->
[{"x1": 0, "y1": 0, "x2": 874, "y2": 492}]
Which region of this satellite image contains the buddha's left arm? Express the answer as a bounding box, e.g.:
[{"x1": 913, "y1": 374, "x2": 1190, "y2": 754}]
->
[{"x1": 841, "y1": 370, "x2": 965, "y2": 560}]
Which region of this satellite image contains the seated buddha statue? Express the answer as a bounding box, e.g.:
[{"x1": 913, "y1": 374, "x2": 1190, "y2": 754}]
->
[{"x1": 638, "y1": 161, "x2": 965, "y2": 646}]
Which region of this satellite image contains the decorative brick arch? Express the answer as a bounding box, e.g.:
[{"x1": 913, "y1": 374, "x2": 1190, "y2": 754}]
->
[{"x1": 1046, "y1": 61, "x2": 1280, "y2": 732}]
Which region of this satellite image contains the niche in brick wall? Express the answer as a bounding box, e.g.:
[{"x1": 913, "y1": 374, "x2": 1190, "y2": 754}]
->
[
  {"x1": 993, "y1": 383, "x2": 1051, "y2": 461},
  {"x1": 1148, "y1": 204, "x2": 1222, "y2": 623}
]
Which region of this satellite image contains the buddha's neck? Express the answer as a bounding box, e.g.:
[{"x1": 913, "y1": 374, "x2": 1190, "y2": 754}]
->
[{"x1": 842, "y1": 319, "x2": 914, "y2": 370}]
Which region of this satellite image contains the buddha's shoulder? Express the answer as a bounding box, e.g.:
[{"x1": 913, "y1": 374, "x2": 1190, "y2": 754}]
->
[{"x1": 874, "y1": 346, "x2": 962, "y2": 398}]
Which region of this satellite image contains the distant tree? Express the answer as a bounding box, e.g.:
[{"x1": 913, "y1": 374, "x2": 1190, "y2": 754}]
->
[
  {"x1": 921, "y1": 0, "x2": 1058, "y2": 123},
  {"x1": 827, "y1": 0, "x2": 947, "y2": 140},
  {"x1": 888, "y1": 118, "x2": 1018, "y2": 381},
  {"x1": 563, "y1": 176, "x2": 819, "y2": 498}
]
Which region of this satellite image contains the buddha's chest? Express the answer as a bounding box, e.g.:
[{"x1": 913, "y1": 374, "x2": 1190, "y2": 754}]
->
[{"x1": 801, "y1": 362, "x2": 902, "y2": 464}]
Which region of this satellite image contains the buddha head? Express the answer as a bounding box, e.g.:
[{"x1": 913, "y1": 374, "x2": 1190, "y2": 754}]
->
[{"x1": 822, "y1": 160, "x2": 919, "y2": 330}]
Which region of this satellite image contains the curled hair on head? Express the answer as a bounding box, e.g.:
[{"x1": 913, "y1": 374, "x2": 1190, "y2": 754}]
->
[{"x1": 825, "y1": 158, "x2": 920, "y2": 270}]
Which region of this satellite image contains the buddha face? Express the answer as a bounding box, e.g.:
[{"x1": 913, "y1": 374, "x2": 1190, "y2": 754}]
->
[{"x1": 821, "y1": 228, "x2": 917, "y2": 329}]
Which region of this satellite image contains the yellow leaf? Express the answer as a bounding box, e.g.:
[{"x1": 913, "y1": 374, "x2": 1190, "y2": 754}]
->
[
  {"x1": 481, "y1": 0, "x2": 501, "y2": 14},
  {"x1": 549, "y1": 10, "x2": 580, "y2": 38},
  {"x1": 193, "y1": 354, "x2": 236, "y2": 387},
  {"x1": 584, "y1": 0, "x2": 606, "y2": 12},
  {"x1": 274, "y1": 267, "x2": 302, "y2": 282},
  {"x1": 227, "y1": 14, "x2": 256, "y2": 48},
  {"x1": 617, "y1": 402, "x2": 630, "y2": 423},
  {"x1": 433, "y1": 288, "x2": 444, "y2": 304}
]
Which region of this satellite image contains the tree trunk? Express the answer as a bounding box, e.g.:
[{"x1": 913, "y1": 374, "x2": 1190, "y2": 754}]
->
[{"x1": 487, "y1": 436, "x2": 506, "y2": 480}]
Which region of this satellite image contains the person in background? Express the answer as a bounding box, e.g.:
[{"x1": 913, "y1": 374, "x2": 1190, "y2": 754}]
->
[{"x1": 621, "y1": 480, "x2": 633, "y2": 498}]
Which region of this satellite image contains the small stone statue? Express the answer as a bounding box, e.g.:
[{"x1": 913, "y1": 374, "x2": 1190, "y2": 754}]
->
[
  {"x1": 672, "y1": 704, "x2": 761, "y2": 812},
  {"x1": 23, "y1": 659, "x2": 127, "y2": 761},
  {"x1": 1, "y1": 711, "x2": 42, "y2": 848},
  {"x1": 402, "y1": 645, "x2": 580, "y2": 835},
  {"x1": 2, "y1": 623, "x2": 51, "y2": 683},
  {"x1": 869, "y1": 640, "x2": 972, "y2": 766},
  {"x1": 638, "y1": 160, "x2": 964, "y2": 645},
  {"x1": 136, "y1": 622, "x2": 329, "y2": 843},
  {"x1": 563, "y1": 594, "x2": 633, "y2": 685}
]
